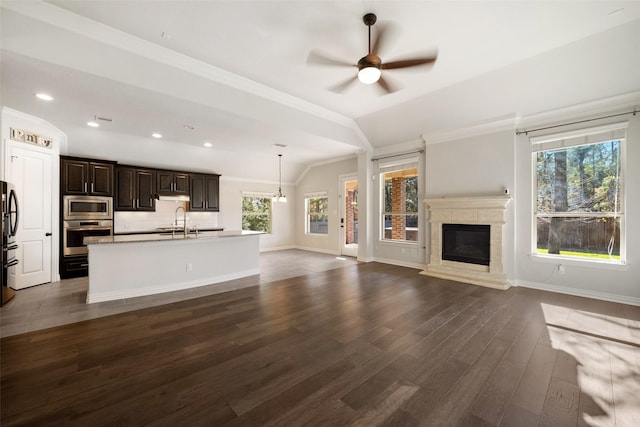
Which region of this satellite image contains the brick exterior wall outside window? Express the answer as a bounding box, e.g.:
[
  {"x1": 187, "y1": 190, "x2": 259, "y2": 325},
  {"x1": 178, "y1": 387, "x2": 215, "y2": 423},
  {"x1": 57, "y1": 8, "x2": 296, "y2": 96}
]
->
[{"x1": 391, "y1": 177, "x2": 406, "y2": 240}]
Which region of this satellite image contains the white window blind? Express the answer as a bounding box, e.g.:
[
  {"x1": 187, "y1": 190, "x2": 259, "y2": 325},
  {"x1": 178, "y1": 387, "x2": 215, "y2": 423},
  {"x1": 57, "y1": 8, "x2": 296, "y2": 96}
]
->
[
  {"x1": 531, "y1": 122, "x2": 627, "y2": 152},
  {"x1": 304, "y1": 191, "x2": 327, "y2": 198},
  {"x1": 242, "y1": 191, "x2": 272, "y2": 198},
  {"x1": 379, "y1": 159, "x2": 418, "y2": 174}
]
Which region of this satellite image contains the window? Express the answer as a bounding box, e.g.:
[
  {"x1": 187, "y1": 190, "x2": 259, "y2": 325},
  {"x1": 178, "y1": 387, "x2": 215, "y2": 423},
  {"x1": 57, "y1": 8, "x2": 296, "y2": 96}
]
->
[
  {"x1": 532, "y1": 123, "x2": 625, "y2": 262},
  {"x1": 242, "y1": 193, "x2": 272, "y2": 233},
  {"x1": 305, "y1": 193, "x2": 328, "y2": 235},
  {"x1": 380, "y1": 162, "x2": 419, "y2": 242}
]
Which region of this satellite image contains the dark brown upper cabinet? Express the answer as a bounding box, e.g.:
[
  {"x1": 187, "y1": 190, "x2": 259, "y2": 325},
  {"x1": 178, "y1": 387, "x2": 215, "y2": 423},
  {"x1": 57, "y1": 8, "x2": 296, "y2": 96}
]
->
[
  {"x1": 189, "y1": 174, "x2": 220, "y2": 212},
  {"x1": 61, "y1": 156, "x2": 114, "y2": 197},
  {"x1": 115, "y1": 166, "x2": 156, "y2": 211},
  {"x1": 156, "y1": 171, "x2": 189, "y2": 195}
]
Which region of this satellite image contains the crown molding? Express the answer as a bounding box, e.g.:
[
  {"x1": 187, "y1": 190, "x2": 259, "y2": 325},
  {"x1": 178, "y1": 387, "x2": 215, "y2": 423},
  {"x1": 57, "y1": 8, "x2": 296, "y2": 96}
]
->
[
  {"x1": 221, "y1": 175, "x2": 293, "y2": 186},
  {"x1": 421, "y1": 115, "x2": 517, "y2": 145},
  {"x1": 372, "y1": 138, "x2": 425, "y2": 157},
  {"x1": 419, "y1": 91, "x2": 640, "y2": 146},
  {"x1": 515, "y1": 91, "x2": 640, "y2": 131},
  {"x1": 1, "y1": 107, "x2": 68, "y2": 138},
  {"x1": 3, "y1": 1, "x2": 371, "y2": 149},
  {"x1": 295, "y1": 153, "x2": 358, "y2": 185}
]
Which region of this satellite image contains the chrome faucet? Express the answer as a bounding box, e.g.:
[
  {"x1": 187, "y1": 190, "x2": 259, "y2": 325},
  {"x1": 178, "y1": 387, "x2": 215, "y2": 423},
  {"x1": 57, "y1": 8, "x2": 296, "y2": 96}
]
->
[{"x1": 175, "y1": 206, "x2": 187, "y2": 237}]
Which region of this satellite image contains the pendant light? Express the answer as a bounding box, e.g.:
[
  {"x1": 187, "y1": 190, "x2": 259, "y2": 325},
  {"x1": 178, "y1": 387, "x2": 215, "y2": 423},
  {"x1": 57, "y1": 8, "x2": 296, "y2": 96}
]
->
[{"x1": 273, "y1": 154, "x2": 287, "y2": 202}]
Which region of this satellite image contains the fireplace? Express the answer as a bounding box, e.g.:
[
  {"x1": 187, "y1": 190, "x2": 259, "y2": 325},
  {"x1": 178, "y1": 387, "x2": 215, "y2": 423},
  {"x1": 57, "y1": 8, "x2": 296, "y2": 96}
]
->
[
  {"x1": 421, "y1": 196, "x2": 511, "y2": 290},
  {"x1": 442, "y1": 224, "x2": 490, "y2": 266}
]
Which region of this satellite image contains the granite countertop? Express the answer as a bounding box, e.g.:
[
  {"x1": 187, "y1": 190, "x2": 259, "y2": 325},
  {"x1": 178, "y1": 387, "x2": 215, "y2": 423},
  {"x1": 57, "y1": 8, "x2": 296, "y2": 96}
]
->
[
  {"x1": 85, "y1": 230, "x2": 262, "y2": 245},
  {"x1": 114, "y1": 227, "x2": 224, "y2": 236}
]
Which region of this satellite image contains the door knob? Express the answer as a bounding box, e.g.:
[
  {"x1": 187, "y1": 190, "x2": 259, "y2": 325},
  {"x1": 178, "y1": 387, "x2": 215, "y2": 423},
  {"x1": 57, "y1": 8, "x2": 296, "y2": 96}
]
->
[{"x1": 45, "y1": 232, "x2": 52, "y2": 236}]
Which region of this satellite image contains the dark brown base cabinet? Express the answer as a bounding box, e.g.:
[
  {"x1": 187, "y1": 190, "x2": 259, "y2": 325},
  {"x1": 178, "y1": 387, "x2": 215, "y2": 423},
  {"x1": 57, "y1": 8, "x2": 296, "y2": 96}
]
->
[
  {"x1": 115, "y1": 166, "x2": 156, "y2": 211},
  {"x1": 60, "y1": 255, "x2": 88, "y2": 279},
  {"x1": 61, "y1": 156, "x2": 115, "y2": 197},
  {"x1": 190, "y1": 174, "x2": 220, "y2": 212}
]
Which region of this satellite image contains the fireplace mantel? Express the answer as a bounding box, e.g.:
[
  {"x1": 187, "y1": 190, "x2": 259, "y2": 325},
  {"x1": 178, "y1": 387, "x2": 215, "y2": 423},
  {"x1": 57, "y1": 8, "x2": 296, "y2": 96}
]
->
[
  {"x1": 421, "y1": 196, "x2": 511, "y2": 290},
  {"x1": 423, "y1": 196, "x2": 511, "y2": 210}
]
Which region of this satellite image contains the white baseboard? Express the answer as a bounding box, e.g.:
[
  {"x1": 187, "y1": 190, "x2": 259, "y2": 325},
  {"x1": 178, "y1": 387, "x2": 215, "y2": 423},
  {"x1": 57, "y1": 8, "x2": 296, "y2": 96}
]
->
[
  {"x1": 87, "y1": 269, "x2": 260, "y2": 303},
  {"x1": 514, "y1": 279, "x2": 640, "y2": 307},
  {"x1": 373, "y1": 256, "x2": 425, "y2": 270},
  {"x1": 260, "y1": 245, "x2": 296, "y2": 252},
  {"x1": 295, "y1": 246, "x2": 341, "y2": 256}
]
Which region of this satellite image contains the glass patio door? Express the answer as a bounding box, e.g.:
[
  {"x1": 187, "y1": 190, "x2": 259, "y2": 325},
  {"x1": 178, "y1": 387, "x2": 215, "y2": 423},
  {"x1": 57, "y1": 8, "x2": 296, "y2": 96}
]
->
[{"x1": 340, "y1": 175, "x2": 358, "y2": 257}]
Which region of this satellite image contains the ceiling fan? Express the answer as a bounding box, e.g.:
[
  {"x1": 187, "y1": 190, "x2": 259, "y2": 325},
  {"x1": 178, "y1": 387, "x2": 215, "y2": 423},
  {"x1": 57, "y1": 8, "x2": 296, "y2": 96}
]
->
[{"x1": 308, "y1": 13, "x2": 438, "y2": 94}]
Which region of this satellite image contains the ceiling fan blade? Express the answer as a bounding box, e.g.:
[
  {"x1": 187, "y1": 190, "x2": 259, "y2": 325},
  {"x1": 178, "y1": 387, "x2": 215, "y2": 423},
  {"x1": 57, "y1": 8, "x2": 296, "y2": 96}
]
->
[
  {"x1": 376, "y1": 75, "x2": 399, "y2": 94},
  {"x1": 381, "y1": 55, "x2": 438, "y2": 70},
  {"x1": 307, "y1": 50, "x2": 355, "y2": 67},
  {"x1": 328, "y1": 75, "x2": 359, "y2": 93}
]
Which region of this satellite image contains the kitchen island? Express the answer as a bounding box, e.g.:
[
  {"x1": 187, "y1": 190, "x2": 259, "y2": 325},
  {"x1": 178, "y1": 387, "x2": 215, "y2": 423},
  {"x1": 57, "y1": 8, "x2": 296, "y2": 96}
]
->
[{"x1": 84, "y1": 230, "x2": 262, "y2": 303}]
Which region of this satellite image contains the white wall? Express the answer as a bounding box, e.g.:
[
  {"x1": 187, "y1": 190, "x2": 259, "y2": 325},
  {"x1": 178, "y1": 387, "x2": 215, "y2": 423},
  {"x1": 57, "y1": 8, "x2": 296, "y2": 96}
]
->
[
  {"x1": 220, "y1": 177, "x2": 295, "y2": 252},
  {"x1": 424, "y1": 130, "x2": 516, "y2": 280},
  {"x1": 514, "y1": 111, "x2": 640, "y2": 304},
  {"x1": 114, "y1": 200, "x2": 219, "y2": 233},
  {"x1": 295, "y1": 157, "x2": 357, "y2": 255}
]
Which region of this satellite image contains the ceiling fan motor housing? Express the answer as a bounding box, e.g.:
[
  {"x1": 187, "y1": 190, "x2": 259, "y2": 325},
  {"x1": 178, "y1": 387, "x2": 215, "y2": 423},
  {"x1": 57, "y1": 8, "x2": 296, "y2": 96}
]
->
[{"x1": 358, "y1": 54, "x2": 381, "y2": 71}]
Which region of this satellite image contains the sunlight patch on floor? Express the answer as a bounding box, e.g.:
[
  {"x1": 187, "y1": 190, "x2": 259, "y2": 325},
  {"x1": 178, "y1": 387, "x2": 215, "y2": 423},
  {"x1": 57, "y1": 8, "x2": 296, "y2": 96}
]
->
[{"x1": 541, "y1": 303, "x2": 640, "y2": 427}]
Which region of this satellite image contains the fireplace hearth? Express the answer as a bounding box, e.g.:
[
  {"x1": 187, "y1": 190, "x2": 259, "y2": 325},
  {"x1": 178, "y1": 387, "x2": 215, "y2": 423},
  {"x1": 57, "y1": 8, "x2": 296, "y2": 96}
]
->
[{"x1": 421, "y1": 196, "x2": 511, "y2": 290}]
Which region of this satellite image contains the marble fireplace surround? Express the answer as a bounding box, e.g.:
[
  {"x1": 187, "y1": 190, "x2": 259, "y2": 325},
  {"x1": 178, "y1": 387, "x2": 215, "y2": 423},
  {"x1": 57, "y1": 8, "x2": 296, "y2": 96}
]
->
[{"x1": 421, "y1": 196, "x2": 511, "y2": 290}]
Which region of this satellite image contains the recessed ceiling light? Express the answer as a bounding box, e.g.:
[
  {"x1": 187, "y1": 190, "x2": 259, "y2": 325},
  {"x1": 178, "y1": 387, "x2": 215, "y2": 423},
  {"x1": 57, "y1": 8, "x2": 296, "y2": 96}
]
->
[
  {"x1": 204, "y1": 142, "x2": 212, "y2": 148},
  {"x1": 35, "y1": 93, "x2": 54, "y2": 101},
  {"x1": 152, "y1": 133, "x2": 162, "y2": 138},
  {"x1": 87, "y1": 121, "x2": 100, "y2": 128},
  {"x1": 184, "y1": 125, "x2": 195, "y2": 130}
]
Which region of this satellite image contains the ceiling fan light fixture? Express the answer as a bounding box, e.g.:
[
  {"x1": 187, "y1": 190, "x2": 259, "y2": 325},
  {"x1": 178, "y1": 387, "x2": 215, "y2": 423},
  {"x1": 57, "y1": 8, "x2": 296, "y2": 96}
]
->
[{"x1": 358, "y1": 66, "x2": 381, "y2": 84}]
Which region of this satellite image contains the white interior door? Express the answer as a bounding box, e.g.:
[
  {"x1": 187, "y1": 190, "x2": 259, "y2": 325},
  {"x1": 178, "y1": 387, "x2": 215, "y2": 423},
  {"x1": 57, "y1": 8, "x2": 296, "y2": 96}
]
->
[
  {"x1": 9, "y1": 145, "x2": 53, "y2": 289},
  {"x1": 340, "y1": 175, "x2": 358, "y2": 258}
]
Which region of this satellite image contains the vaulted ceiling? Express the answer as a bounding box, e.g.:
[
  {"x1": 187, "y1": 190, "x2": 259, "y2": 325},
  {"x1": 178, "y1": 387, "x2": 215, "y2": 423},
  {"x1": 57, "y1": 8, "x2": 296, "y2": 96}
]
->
[{"x1": 2, "y1": 1, "x2": 639, "y2": 182}]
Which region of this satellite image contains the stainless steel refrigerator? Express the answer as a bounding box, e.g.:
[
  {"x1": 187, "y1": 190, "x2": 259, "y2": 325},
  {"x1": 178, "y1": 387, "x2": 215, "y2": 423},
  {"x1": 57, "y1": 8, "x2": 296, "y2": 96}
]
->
[{"x1": 1, "y1": 180, "x2": 19, "y2": 306}]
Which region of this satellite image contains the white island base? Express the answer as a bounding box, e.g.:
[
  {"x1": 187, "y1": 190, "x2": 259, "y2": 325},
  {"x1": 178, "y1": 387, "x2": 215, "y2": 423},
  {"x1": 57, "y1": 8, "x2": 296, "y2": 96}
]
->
[{"x1": 86, "y1": 232, "x2": 261, "y2": 304}]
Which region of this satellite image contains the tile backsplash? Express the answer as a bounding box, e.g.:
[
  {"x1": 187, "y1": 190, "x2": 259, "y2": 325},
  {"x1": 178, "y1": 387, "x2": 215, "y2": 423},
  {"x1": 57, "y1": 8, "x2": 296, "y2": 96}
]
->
[{"x1": 114, "y1": 201, "x2": 219, "y2": 233}]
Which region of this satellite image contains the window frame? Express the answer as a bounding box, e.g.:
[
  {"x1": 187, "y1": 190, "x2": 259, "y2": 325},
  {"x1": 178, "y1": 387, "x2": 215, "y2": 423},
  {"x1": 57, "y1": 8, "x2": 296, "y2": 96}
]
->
[
  {"x1": 241, "y1": 193, "x2": 272, "y2": 234},
  {"x1": 379, "y1": 160, "x2": 419, "y2": 244},
  {"x1": 530, "y1": 123, "x2": 627, "y2": 265},
  {"x1": 305, "y1": 192, "x2": 329, "y2": 236}
]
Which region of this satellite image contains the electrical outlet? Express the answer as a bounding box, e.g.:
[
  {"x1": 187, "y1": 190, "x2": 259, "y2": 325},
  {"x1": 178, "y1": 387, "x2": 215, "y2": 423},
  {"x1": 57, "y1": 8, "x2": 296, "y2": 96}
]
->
[
  {"x1": 186, "y1": 263, "x2": 193, "y2": 272},
  {"x1": 558, "y1": 264, "x2": 565, "y2": 275}
]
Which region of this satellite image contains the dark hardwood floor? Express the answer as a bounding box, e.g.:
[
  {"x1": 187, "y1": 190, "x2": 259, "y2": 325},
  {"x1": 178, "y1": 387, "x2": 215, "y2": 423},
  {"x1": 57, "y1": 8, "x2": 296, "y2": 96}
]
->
[{"x1": 1, "y1": 261, "x2": 639, "y2": 426}]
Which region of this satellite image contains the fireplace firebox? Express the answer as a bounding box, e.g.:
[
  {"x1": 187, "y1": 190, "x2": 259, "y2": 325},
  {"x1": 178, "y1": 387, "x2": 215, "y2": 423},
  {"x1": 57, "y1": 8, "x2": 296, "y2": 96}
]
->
[{"x1": 442, "y1": 224, "x2": 490, "y2": 266}]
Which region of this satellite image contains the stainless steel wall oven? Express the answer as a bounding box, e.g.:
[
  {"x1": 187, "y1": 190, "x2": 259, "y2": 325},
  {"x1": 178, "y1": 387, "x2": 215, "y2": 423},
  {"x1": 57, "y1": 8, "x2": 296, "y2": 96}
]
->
[
  {"x1": 62, "y1": 195, "x2": 113, "y2": 263},
  {"x1": 62, "y1": 220, "x2": 113, "y2": 256}
]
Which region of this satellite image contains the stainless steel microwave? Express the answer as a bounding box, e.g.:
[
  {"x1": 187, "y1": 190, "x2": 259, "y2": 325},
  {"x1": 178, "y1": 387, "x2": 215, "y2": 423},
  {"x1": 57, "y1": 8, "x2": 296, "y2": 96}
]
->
[{"x1": 63, "y1": 195, "x2": 113, "y2": 220}]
